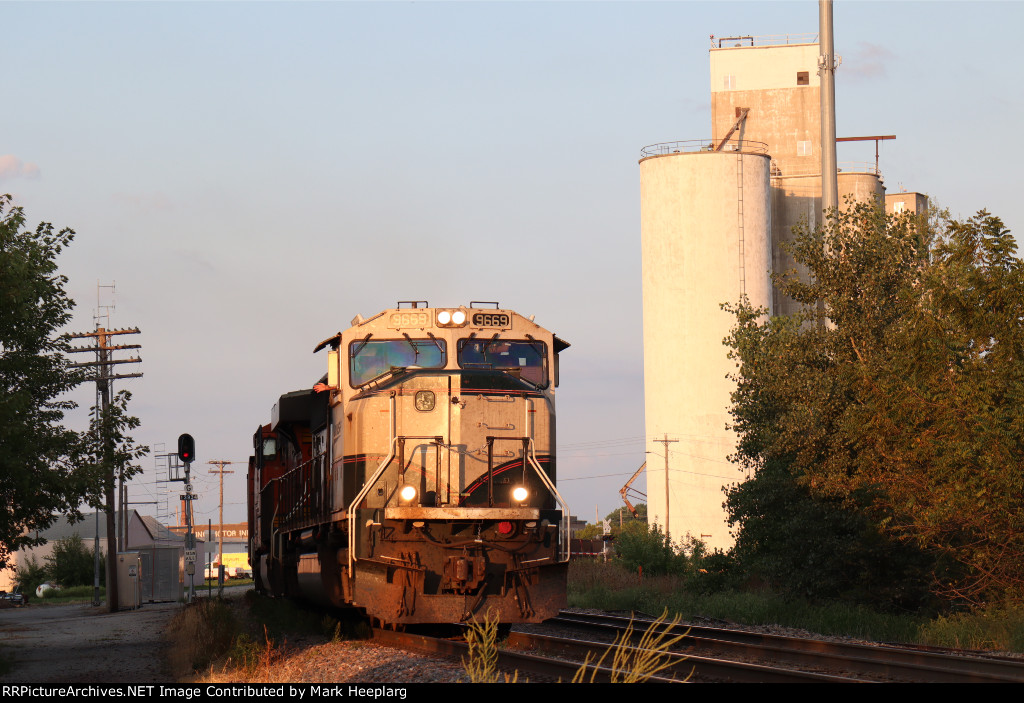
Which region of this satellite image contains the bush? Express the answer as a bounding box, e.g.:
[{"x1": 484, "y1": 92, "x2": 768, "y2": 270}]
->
[
  {"x1": 14, "y1": 555, "x2": 47, "y2": 597},
  {"x1": 614, "y1": 522, "x2": 687, "y2": 576},
  {"x1": 45, "y1": 534, "x2": 101, "y2": 588}
]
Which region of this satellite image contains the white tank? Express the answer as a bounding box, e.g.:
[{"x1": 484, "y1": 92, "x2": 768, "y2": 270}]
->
[{"x1": 639, "y1": 143, "x2": 772, "y2": 551}]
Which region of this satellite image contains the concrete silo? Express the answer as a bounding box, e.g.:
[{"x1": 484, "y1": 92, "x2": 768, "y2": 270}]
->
[
  {"x1": 639, "y1": 142, "x2": 772, "y2": 550},
  {"x1": 771, "y1": 167, "x2": 884, "y2": 315}
]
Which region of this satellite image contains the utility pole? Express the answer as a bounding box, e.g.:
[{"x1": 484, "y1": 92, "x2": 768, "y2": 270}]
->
[
  {"x1": 819, "y1": 0, "x2": 839, "y2": 218},
  {"x1": 208, "y1": 461, "x2": 234, "y2": 579},
  {"x1": 67, "y1": 288, "x2": 142, "y2": 612},
  {"x1": 655, "y1": 435, "x2": 678, "y2": 537}
]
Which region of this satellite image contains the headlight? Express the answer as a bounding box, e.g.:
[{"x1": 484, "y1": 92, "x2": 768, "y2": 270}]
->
[
  {"x1": 512, "y1": 486, "x2": 529, "y2": 503},
  {"x1": 436, "y1": 308, "x2": 469, "y2": 327},
  {"x1": 400, "y1": 485, "x2": 418, "y2": 502}
]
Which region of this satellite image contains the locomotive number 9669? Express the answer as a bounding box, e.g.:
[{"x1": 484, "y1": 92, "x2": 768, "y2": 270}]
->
[
  {"x1": 388, "y1": 312, "x2": 429, "y2": 328},
  {"x1": 472, "y1": 312, "x2": 510, "y2": 328}
]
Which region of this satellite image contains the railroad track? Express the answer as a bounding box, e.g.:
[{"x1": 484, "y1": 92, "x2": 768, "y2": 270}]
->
[
  {"x1": 371, "y1": 610, "x2": 1024, "y2": 683},
  {"x1": 545, "y1": 611, "x2": 1024, "y2": 683}
]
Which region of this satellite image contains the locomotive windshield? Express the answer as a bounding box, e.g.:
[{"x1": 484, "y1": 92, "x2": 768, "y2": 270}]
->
[
  {"x1": 457, "y1": 339, "x2": 547, "y2": 387},
  {"x1": 350, "y1": 338, "x2": 446, "y2": 386}
]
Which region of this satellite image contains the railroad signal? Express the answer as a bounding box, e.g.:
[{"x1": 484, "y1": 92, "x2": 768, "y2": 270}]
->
[{"x1": 178, "y1": 433, "x2": 196, "y2": 464}]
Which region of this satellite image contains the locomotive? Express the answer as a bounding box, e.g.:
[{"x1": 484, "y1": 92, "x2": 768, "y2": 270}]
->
[{"x1": 247, "y1": 302, "x2": 571, "y2": 626}]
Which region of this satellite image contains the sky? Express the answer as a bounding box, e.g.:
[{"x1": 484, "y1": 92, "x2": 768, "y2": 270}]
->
[{"x1": 3, "y1": 0, "x2": 1022, "y2": 529}]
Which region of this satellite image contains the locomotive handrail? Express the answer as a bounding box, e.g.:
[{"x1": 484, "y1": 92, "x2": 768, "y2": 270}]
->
[
  {"x1": 269, "y1": 448, "x2": 330, "y2": 530},
  {"x1": 526, "y1": 439, "x2": 571, "y2": 563},
  {"x1": 347, "y1": 391, "x2": 398, "y2": 576},
  {"x1": 483, "y1": 434, "x2": 571, "y2": 562}
]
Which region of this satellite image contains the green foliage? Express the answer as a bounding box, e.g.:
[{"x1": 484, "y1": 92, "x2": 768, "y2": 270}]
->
[
  {"x1": 83, "y1": 389, "x2": 149, "y2": 499},
  {"x1": 725, "y1": 203, "x2": 1024, "y2": 606},
  {"x1": 38, "y1": 585, "x2": 98, "y2": 602},
  {"x1": 13, "y1": 554, "x2": 48, "y2": 597},
  {"x1": 725, "y1": 458, "x2": 934, "y2": 608},
  {"x1": 614, "y1": 522, "x2": 687, "y2": 576},
  {"x1": 919, "y1": 604, "x2": 1024, "y2": 652},
  {"x1": 605, "y1": 503, "x2": 647, "y2": 536},
  {"x1": 0, "y1": 196, "x2": 147, "y2": 571},
  {"x1": 575, "y1": 523, "x2": 603, "y2": 540},
  {"x1": 0, "y1": 196, "x2": 88, "y2": 568},
  {"x1": 44, "y1": 534, "x2": 102, "y2": 588},
  {"x1": 568, "y1": 560, "x2": 933, "y2": 647}
]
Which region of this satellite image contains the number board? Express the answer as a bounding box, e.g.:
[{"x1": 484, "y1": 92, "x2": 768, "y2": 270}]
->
[
  {"x1": 388, "y1": 311, "x2": 429, "y2": 329},
  {"x1": 472, "y1": 312, "x2": 510, "y2": 328}
]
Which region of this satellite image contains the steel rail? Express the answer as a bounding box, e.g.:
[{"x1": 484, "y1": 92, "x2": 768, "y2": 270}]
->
[
  {"x1": 371, "y1": 625, "x2": 862, "y2": 683},
  {"x1": 551, "y1": 612, "x2": 1024, "y2": 683}
]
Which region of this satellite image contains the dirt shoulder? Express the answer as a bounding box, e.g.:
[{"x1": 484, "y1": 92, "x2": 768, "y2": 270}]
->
[{"x1": 0, "y1": 601, "x2": 182, "y2": 683}]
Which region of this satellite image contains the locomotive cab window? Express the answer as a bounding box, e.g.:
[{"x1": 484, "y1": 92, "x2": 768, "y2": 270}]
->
[
  {"x1": 457, "y1": 339, "x2": 548, "y2": 388},
  {"x1": 350, "y1": 338, "x2": 447, "y2": 387}
]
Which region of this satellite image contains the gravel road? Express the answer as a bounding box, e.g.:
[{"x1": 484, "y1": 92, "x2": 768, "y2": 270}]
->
[{"x1": 0, "y1": 601, "x2": 181, "y2": 683}]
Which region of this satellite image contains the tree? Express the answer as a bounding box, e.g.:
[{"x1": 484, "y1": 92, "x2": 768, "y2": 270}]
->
[
  {"x1": 0, "y1": 195, "x2": 92, "y2": 568},
  {"x1": 606, "y1": 503, "x2": 647, "y2": 534},
  {"x1": 83, "y1": 389, "x2": 149, "y2": 509},
  {"x1": 725, "y1": 203, "x2": 1024, "y2": 606}
]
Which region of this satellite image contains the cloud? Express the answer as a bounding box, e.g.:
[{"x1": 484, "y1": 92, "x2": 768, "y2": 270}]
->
[
  {"x1": 842, "y1": 42, "x2": 896, "y2": 82},
  {"x1": 0, "y1": 155, "x2": 41, "y2": 181}
]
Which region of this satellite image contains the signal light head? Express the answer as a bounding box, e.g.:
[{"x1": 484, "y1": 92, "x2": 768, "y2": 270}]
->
[{"x1": 178, "y1": 433, "x2": 196, "y2": 464}]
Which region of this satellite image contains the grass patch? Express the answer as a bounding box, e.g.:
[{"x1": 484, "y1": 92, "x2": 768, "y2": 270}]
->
[
  {"x1": 32, "y1": 585, "x2": 104, "y2": 605},
  {"x1": 168, "y1": 597, "x2": 241, "y2": 674},
  {"x1": 168, "y1": 591, "x2": 370, "y2": 682},
  {"x1": 567, "y1": 560, "x2": 1024, "y2": 650},
  {"x1": 919, "y1": 604, "x2": 1024, "y2": 652}
]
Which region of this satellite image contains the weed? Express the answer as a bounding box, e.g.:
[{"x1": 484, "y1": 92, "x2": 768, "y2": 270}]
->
[
  {"x1": 224, "y1": 626, "x2": 282, "y2": 676},
  {"x1": 571, "y1": 608, "x2": 690, "y2": 683},
  {"x1": 462, "y1": 610, "x2": 518, "y2": 683}
]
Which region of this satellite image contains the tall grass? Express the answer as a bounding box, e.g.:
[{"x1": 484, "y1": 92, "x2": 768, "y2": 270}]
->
[
  {"x1": 919, "y1": 605, "x2": 1024, "y2": 652},
  {"x1": 571, "y1": 609, "x2": 691, "y2": 683},
  {"x1": 167, "y1": 598, "x2": 241, "y2": 674},
  {"x1": 462, "y1": 611, "x2": 518, "y2": 683},
  {"x1": 568, "y1": 560, "x2": 1024, "y2": 652}
]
